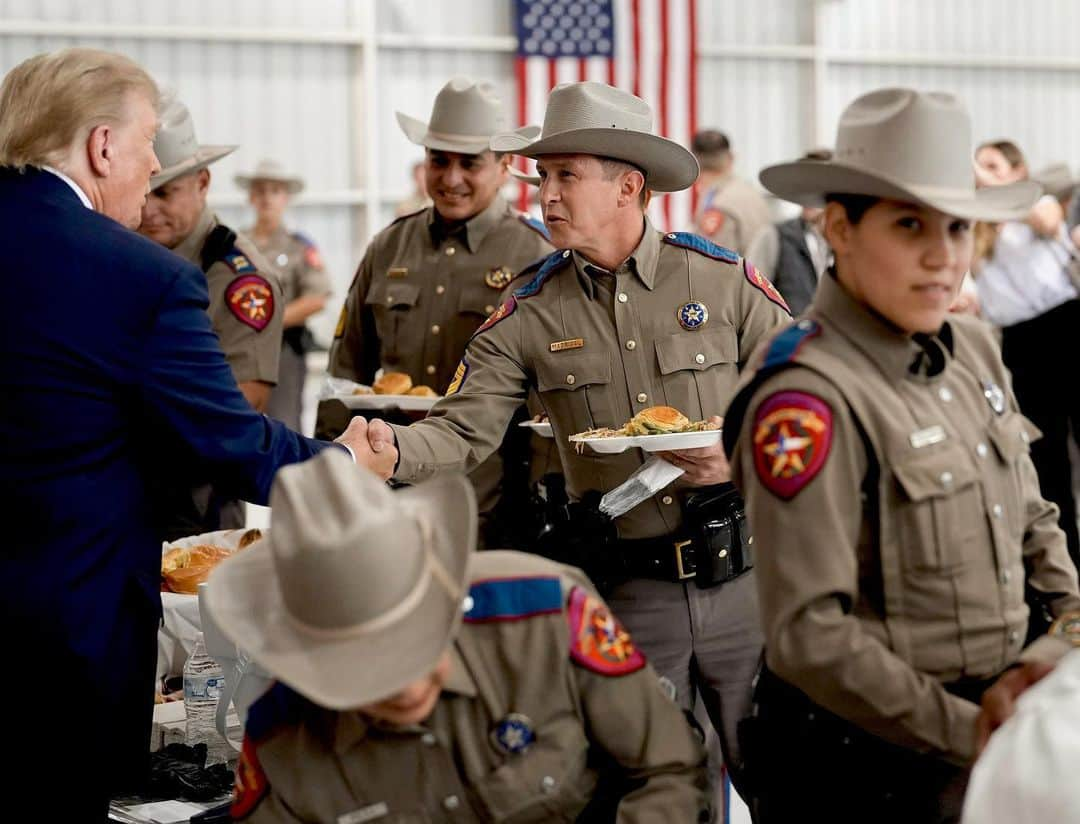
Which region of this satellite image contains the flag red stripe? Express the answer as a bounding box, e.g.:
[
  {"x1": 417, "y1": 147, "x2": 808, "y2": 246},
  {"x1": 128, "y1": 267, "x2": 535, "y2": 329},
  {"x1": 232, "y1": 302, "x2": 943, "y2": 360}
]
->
[
  {"x1": 688, "y1": 0, "x2": 699, "y2": 216},
  {"x1": 659, "y1": 0, "x2": 672, "y2": 228},
  {"x1": 578, "y1": 57, "x2": 587, "y2": 81},
  {"x1": 607, "y1": 55, "x2": 616, "y2": 86},
  {"x1": 548, "y1": 59, "x2": 558, "y2": 91},
  {"x1": 515, "y1": 56, "x2": 529, "y2": 212},
  {"x1": 631, "y1": 0, "x2": 641, "y2": 98}
]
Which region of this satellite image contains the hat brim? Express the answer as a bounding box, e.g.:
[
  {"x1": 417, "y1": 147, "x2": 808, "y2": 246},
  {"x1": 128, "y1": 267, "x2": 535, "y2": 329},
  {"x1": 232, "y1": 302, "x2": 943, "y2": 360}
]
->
[
  {"x1": 234, "y1": 174, "x2": 304, "y2": 194},
  {"x1": 760, "y1": 160, "x2": 1041, "y2": 223},
  {"x1": 490, "y1": 127, "x2": 699, "y2": 192},
  {"x1": 152, "y1": 144, "x2": 237, "y2": 191},
  {"x1": 202, "y1": 473, "x2": 476, "y2": 711},
  {"x1": 396, "y1": 111, "x2": 501, "y2": 155},
  {"x1": 509, "y1": 166, "x2": 540, "y2": 186}
]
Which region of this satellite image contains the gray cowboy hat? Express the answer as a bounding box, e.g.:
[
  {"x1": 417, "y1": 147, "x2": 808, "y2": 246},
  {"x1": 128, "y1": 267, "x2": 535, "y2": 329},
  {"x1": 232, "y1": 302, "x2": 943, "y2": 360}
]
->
[
  {"x1": 151, "y1": 97, "x2": 237, "y2": 190},
  {"x1": 1031, "y1": 163, "x2": 1079, "y2": 202},
  {"x1": 203, "y1": 450, "x2": 475, "y2": 710},
  {"x1": 234, "y1": 158, "x2": 304, "y2": 194},
  {"x1": 759, "y1": 88, "x2": 1040, "y2": 222},
  {"x1": 490, "y1": 81, "x2": 699, "y2": 193},
  {"x1": 397, "y1": 76, "x2": 539, "y2": 155}
]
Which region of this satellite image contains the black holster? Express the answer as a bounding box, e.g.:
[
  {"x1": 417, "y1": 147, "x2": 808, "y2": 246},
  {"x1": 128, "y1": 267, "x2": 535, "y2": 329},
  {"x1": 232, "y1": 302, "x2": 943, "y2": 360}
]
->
[
  {"x1": 680, "y1": 482, "x2": 753, "y2": 587},
  {"x1": 533, "y1": 488, "x2": 620, "y2": 594}
]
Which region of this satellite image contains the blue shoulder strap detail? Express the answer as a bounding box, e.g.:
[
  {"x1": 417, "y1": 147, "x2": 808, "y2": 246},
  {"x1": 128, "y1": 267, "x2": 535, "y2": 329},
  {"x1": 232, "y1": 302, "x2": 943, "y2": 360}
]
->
[
  {"x1": 518, "y1": 213, "x2": 551, "y2": 241},
  {"x1": 290, "y1": 231, "x2": 315, "y2": 248},
  {"x1": 244, "y1": 681, "x2": 306, "y2": 743},
  {"x1": 224, "y1": 249, "x2": 258, "y2": 274},
  {"x1": 513, "y1": 250, "x2": 572, "y2": 299},
  {"x1": 464, "y1": 576, "x2": 564, "y2": 623},
  {"x1": 762, "y1": 320, "x2": 821, "y2": 370},
  {"x1": 662, "y1": 231, "x2": 740, "y2": 264}
]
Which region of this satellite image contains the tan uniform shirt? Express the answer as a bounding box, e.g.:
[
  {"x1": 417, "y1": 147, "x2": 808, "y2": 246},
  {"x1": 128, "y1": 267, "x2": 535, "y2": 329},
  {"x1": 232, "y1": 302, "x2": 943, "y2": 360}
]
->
[
  {"x1": 174, "y1": 207, "x2": 283, "y2": 384},
  {"x1": 695, "y1": 174, "x2": 772, "y2": 258},
  {"x1": 245, "y1": 225, "x2": 332, "y2": 307},
  {"x1": 327, "y1": 195, "x2": 552, "y2": 394},
  {"x1": 391, "y1": 221, "x2": 790, "y2": 539},
  {"x1": 235, "y1": 550, "x2": 709, "y2": 823},
  {"x1": 726, "y1": 274, "x2": 1080, "y2": 763}
]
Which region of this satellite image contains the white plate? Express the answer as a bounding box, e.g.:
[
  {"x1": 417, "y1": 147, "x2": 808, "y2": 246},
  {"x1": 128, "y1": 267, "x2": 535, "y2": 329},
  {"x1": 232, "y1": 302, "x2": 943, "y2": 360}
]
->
[
  {"x1": 568, "y1": 429, "x2": 722, "y2": 454},
  {"x1": 331, "y1": 392, "x2": 440, "y2": 412},
  {"x1": 518, "y1": 420, "x2": 553, "y2": 438}
]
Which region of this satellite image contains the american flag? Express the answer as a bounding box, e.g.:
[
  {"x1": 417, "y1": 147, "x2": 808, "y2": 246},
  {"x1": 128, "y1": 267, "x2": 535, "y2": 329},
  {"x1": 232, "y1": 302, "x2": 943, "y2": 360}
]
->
[{"x1": 512, "y1": 0, "x2": 699, "y2": 232}]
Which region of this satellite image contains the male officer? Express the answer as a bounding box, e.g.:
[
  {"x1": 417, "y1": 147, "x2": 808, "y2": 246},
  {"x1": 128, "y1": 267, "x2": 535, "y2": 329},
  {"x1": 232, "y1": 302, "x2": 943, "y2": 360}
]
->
[
  {"x1": 366, "y1": 81, "x2": 791, "y2": 791},
  {"x1": 320, "y1": 77, "x2": 552, "y2": 544},
  {"x1": 206, "y1": 450, "x2": 710, "y2": 822},
  {"x1": 139, "y1": 98, "x2": 283, "y2": 537},
  {"x1": 692, "y1": 130, "x2": 771, "y2": 257},
  {"x1": 237, "y1": 159, "x2": 332, "y2": 432},
  {"x1": 0, "y1": 47, "x2": 391, "y2": 820}
]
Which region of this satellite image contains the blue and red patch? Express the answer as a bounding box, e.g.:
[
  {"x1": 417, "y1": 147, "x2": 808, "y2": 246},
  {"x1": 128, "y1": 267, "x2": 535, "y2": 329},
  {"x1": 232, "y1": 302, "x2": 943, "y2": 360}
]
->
[
  {"x1": 662, "y1": 231, "x2": 740, "y2": 264},
  {"x1": 567, "y1": 587, "x2": 646, "y2": 677},
  {"x1": 751, "y1": 391, "x2": 833, "y2": 500},
  {"x1": 472, "y1": 297, "x2": 517, "y2": 338},
  {"x1": 744, "y1": 259, "x2": 790, "y2": 314},
  {"x1": 464, "y1": 576, "x2": 564, "y2": 624},
  {"x1": 226, "y1": 274, "x2": 275, "y2": 331}
]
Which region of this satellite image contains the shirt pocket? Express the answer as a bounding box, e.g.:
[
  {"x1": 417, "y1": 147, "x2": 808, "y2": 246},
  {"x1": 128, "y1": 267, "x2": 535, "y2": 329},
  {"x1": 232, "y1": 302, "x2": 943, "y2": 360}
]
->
[
  {"x1": 535, "y1": 354, "x2": 615, "y2": 432},
  {"x1": 452, "y1": 289, "x2": 501, "y2": 346},
  {"x1": 891, "y1": 441, "x2": 982, "y2": 573},
  {"x1": 365, "y1": 282, "x2": 421, "y2": 362},
  {"x1": 470, "y1": 718, "x2": 594, "y2": 823},
  {"x1": 654, "y1": 325, "x2": 738, "y2": 420},
  {"x1": 986, "y1": 412, "x2": 1040, "y2": 541}
]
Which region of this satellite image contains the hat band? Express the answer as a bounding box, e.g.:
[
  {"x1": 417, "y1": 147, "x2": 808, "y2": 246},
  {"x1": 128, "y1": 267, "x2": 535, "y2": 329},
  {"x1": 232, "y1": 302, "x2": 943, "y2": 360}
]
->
[
  {"x1": 425, "y1": 127, "x2": 494, "y2": 145},
  {"x1": 281, "y1": 516, "x2": 462, "y2": 641}
]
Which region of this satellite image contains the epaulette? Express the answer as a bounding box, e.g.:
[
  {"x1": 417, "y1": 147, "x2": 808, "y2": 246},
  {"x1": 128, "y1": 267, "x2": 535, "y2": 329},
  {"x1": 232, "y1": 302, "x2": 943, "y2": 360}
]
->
[
  {"x1": 463, "y1": 575, "x2": 564, "y2": 624},
  {"x1": 513, "y1": 249, "x2": 572, "y2": 299},
  {"x1": 223, "y1": 248, "x2": 258, "y2": 275},
  {"x1": 517, "y1": 212, "x2": 551, "y2": 241},
  {"x1": 662, "y1": 231, "x2": 740, "y2": 264},
  {"x1": 290, "y1": 230, "x2": 316, "y2": 248},
  {"x1": 244, "y1": 681, "x2": 307, "y2": 744},
  {"x1": 760, "y1": 318, "x2": 821, "y2": 370},
  {"x1": 390, "y1": 205, "x2": 427, "y2": 226}
]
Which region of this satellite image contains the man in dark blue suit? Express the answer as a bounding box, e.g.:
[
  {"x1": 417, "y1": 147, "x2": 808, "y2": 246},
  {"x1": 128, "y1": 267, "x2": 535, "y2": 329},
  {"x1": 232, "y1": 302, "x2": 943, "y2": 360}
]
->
[{"x1": 0, "y1": 48, "x2": 397, "y2": 819}]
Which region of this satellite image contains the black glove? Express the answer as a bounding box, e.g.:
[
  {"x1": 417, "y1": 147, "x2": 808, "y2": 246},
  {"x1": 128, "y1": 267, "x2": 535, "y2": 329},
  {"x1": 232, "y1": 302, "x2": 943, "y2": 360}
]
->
[{"x1": 143, "y1": 743, "x2": 234, "y2": 802}]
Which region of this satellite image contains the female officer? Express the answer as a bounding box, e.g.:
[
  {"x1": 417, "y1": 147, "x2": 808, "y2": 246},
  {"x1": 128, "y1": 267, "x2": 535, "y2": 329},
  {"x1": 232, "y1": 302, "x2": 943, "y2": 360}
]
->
[{"x1": 722, "y1": 88, "x2": 1080, "y2": 823}]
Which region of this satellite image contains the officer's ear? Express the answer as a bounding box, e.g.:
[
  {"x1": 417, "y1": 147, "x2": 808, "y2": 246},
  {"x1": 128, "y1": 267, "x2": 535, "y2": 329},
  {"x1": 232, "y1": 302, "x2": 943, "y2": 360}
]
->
[
  {"x1": 617, "y1": 169, "x2": 646, "y2": 209},
  {"x1": 195, "y1": 167, "x2": 211, "y2": 197},
  {"x1": 86, "y1": 123, "x2": 113, "y2": 178},
  {"x1": 823, "y1": 201, "x2": 852, "y2": 255}
]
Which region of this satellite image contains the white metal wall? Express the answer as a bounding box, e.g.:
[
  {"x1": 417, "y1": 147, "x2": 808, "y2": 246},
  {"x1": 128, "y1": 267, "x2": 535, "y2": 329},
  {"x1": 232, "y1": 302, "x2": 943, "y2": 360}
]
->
[{"x1": 2, "y1": 0, "x2": 1079, "y2": 341}]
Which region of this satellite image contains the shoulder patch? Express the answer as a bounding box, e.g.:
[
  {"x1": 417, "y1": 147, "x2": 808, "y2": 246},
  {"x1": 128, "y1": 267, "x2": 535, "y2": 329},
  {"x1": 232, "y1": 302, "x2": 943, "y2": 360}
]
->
[
  {"x1": 291, "y1": 234, "x2": 324, "y2": 270},
  {"x1": 513, "y1": 249, "x2": 573, "y2": 299},
  {"x1": 446, "y1": 356, "x2": 469, "y2": 396},
  {"x1": 761, "y1": 319, "x2": 821, "y2": 370},
  {"x1": 223, "y1": 250, "x2": 258, "y2": 275},
  {"x1": 744, "y1": 259, "x2": 790, "y2": 314},
  {"x1": 472, "y1": 296, "x2": 517, "y2": 339},
  {"x1": 752, "y1": 390, "x2": 833, "y2": 500},
  {"x1": 226, "y1": 273, "x2": 276, "y2": 331},
  {"x1": 518, "y1": 212, "x2": 551, "y2": 241},
  {"x1": 464, "y1": 576, "x2": 564, "y2": 623},
  {"x1": 231, "y1": 735, "x2": 269, "y2": 820},
  {"x1": 567, "y1": 586, "x2": 646, "y2": 676},
  {"x1": 699, "y1": 208, "x2": 726, "y2": 237},
  {"x1": 662, "y1": 231, "x2": 740, "y2": 264}
]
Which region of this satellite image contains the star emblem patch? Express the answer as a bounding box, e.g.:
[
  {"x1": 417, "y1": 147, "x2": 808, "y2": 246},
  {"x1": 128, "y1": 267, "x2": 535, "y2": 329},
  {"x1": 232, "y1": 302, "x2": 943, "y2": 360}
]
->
[
  {"x1": 567, "y1": 587, "x2": 646, "y2": 677},
  {"x1": 485, "y1": 266, "x2": 515, "y2": 290},
  {"x1": 677, "y1": 301, "x2": 709, "y2": 330},
  {"x1": 490, "y1": 713, "x2": 536, "y2": 755},
  {"x1": 752, "y1": 391, "x2": 833, "y2": 499},
  {"x1": 225, "y1": 274, "x2": 275, "y2": 332}
]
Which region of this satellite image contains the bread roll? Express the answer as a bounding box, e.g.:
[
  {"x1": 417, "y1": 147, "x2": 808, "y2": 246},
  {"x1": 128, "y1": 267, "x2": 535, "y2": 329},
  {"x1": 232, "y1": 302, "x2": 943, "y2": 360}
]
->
[
  {"x1": 351, "y1": 386, "x2": 374, "y2": 395},
  {"x1": 237, "y1": 528, "x2": 263, "y2": 549},
  {"x1": 625, "y1": 406, "x2": 691, "y2": 435},
  {"x1": 373, "y1": 372, "x2": 413, "y2": 395},
  {"x1": 407, "y1": 385, "x2": 437, "y2": 397},
  {"x1": 161, "y1": 545, "x2": 232, "y2": 594}
]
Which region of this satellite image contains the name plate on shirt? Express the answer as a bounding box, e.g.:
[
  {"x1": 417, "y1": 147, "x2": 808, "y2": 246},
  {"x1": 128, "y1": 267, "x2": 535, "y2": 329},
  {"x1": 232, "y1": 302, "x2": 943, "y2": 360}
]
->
[
  {"x1": 550, "y1": 338, "x2": 585, "y2": 352},
  {"x1": 387, "y1": 267, "x2": 408, "y2": 278},
  {"x1": 909, "y1": 425, "x2": 947, "y2": 449}
]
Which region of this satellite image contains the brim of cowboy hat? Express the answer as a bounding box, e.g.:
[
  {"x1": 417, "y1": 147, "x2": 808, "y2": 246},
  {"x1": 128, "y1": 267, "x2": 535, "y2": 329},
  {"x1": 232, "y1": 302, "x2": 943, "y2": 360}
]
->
[
  {"x1": 760, "y1": 160, "x2": 1042, "y2": 223},
  {"x1": 490, "y1": 126, "x2": 699, "y2": 192},
  {"x1": 509, "y1": 166, "x2": 540, "y2": 186},
  {"x1": 396, "y1": 112, "x2": 541, "y2": 155},
  {"x1": 152, "y1": 144, "x2": 237, "y2": 191},
  {"x1": 234, "y1": 173, "x2": 304, "y2": 194},
  {"x1": 202, "y1": 473, "x2": 476, "y2": 711}
]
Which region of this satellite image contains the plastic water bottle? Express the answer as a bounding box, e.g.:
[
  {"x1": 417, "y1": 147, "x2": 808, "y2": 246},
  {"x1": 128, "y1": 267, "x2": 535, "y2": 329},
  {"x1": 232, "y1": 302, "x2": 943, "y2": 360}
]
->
[{"x1": 183, "y1": 632, "x2": 230, "y2": 765}]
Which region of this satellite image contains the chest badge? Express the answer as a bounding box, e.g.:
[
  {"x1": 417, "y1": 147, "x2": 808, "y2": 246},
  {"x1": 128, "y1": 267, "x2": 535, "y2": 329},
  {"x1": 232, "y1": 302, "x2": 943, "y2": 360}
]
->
[
  {"x1": 490, "y1": 713, "x2": 536, "y2": 756},
  {"x1": 275, "y1": 252, "x2": 289, "y2": 267},
  {"x1": 485, "y1": 266, "x2": 515, "y2": 290},
  {"x1": 677, "y1": 301, "x2": 709, "y2": 331},
  {"x1": 981, "y1": 380, "x2": 1006, "y2": 415}
]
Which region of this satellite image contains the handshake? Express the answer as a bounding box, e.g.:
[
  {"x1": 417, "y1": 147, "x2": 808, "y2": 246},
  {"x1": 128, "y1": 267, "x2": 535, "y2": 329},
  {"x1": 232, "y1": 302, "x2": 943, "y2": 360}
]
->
[{"x1": 333, "y1": 417, "x2": 399, "y2": 480}]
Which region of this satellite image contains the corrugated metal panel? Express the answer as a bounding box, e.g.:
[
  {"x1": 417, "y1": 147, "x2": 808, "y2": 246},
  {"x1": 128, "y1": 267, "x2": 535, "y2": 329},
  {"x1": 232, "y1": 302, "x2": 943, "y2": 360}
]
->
[
  {"x1": 698, "y1": 0, "x2": 811, "y2": 46},
  {"x1": 378, "y1": 0, "x2": 510, "y2": 36}
]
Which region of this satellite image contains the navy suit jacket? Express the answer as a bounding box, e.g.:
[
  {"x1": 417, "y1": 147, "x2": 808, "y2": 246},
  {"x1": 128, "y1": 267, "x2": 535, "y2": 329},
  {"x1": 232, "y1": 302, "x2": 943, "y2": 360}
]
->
[{"x1": 0, "y1": 168, "x2": 334, "y2": 786}]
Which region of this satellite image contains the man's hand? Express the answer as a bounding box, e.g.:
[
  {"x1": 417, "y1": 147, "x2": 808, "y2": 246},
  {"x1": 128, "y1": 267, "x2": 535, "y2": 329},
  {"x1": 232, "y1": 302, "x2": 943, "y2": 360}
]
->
[
  {"x1": 657, "y1": 416, "x2": 729, "y2": 486},
  {"x1": 367, "y1": 418, "x2": 397, "y2": 457},
  {"x1": 974, "y1": 660, "x2": 1055, "y2": 756},
  {"x1": 335, "y1": 417, "x2": 398, "y2": 480}
]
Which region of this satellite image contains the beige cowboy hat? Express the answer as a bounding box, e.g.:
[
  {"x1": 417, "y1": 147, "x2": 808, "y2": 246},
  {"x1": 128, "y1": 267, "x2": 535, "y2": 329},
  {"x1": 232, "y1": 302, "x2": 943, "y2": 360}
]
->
[
  {"x1": 397, "y1": 76, "x2": 539, "y2": 155},
  {"x1": 203, "y1": 450, "x2": 475, "y2": 710},
  {"x1": 234, "y1": 158, "x2": 304, "y2": 194},
  {"x1": 490, "y1": 81, "x2": 699, "y2": 193},
  {"x1": 151, "y1": 97, "x2": 237, "y2": 190},
  {"x1": 1031, "y1": 163, "x2": 1079, "y2": 203},
  {"x1": 759, "y1": 88, "x2": 1040, "y2": 222}
]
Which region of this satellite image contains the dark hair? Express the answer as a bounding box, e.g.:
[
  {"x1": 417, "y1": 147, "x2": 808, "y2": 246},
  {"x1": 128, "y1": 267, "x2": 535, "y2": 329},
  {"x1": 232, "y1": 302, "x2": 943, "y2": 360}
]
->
[
  {"x1": 691, "y1": 129, "x2": 730, "y2": 155},
  {"x1": 977, "y1": 139, "x2": 1026, "y2": 171},
  {"x1": 598, "y1": 156, "x2": 648, "y2": 207},
  {"x1": 824, "y1": 193, "x2": 881, "y2": 225}
]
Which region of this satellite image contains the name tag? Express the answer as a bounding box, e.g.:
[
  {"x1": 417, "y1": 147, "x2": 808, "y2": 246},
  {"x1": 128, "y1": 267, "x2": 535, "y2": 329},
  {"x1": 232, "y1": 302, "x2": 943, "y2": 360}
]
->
[
  {"x1": 338, "y1": 802, "x2": 389, "y2": 824},
  {"x1": 387, "y1": 267, "x2": 408, "y2": 279},
  {"x1": 549, "y1": 338, "x2": 584, "y2": 352},
  {"x1": 909, "y1": 425, "x2": 946, "y2": 449}
]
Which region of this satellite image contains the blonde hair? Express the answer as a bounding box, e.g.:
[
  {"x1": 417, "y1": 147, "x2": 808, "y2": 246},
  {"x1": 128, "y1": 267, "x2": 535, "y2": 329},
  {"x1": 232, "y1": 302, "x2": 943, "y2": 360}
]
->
[{"x1": 0, "y1": 47, "x2": 158, "y2": 170}]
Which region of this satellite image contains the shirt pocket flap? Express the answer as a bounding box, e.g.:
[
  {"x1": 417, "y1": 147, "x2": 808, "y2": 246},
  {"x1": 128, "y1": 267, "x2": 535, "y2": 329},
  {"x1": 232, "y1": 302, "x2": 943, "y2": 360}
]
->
[
  {"x1": 536, "y1": 354, "x2": 611, "y2": 393},
  {"x1": 893, "y1": 442, "x2": 979, "y2": 503},
  {"x1": 458, "y1": 291, "x2": 500, "y2": 318},
  {"x1": 655, "y1": 326, "x2": 737, "y2": 374},
  {"x1": 366, "y1": 281, "x2": 421, "y2": 309},
  {"x1": 988, "y1": 413, "x2": 1040, "y2": 463}
]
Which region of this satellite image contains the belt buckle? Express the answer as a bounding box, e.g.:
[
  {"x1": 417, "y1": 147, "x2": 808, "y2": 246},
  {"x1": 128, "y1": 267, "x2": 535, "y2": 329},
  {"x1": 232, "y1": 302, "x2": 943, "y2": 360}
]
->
[{"x1": 673, "y1": 539, "x2": 695, "y2": 580}]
